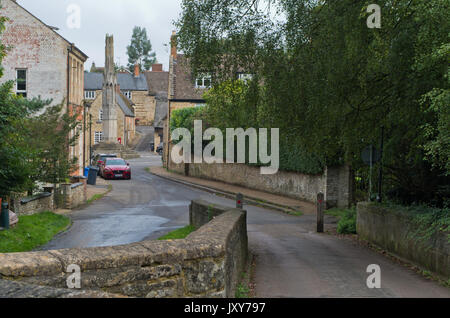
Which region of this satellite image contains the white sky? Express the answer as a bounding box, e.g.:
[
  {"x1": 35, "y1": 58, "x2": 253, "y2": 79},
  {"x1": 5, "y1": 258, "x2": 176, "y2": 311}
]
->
[{"x1": 17, "y1": 0, "x2": 184, "y2": 71}]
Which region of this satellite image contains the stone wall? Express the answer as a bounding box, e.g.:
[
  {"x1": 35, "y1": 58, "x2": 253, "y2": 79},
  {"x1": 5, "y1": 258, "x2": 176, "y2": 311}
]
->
[
  {"x1": 189, "y1": 200, "x2": 234, "y2": 229},
  {"x1": 132, "y1": 91, "x2": 156, "y2": 126},
  {"x1": 10, "y1": 192, "x2": 54, "y2": 216},
  {"x1": 0, "y1": 201, "x2": 248, "y2": 298},
  {"x1": 357, "y1": 202, "x2": 450, "y2": 278},
  {"x1": 168, "y1": 144, "x2": 353, "y2": 208},
  {"x1": 60, "y1": 180, "x2": 87, "y2": 210}
]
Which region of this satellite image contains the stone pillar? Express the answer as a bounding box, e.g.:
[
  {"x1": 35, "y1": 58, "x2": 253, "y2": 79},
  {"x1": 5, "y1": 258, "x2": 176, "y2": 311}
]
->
[
  {"x1": 61, "y1": 184, "x2": 72, "y2": 209},
  {"x1": 324, "y1": 165, "x2": 353, "y2": 209},
  {"x1": 102, "y1": 34, "x2": 118, "y2": 144}
]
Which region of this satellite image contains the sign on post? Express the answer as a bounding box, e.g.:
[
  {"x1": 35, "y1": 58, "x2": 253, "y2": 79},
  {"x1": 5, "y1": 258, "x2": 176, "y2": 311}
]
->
[
  {"x1": 317, "y1": 192, "x2": 324, "y2": 233},
  {"x1": 236, "y1": 193, "x2": 244, "y2": 209}
]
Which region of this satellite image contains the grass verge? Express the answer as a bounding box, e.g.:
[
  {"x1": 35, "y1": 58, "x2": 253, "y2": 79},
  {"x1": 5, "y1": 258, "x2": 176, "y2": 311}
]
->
[
  {"x1": 325, "y1": 207, "x2": 357, "y2": 234},
  {"x1": 0, "y1": 212, "x2": 71, "y2": 253},
  {"x1": 158, "y1": 225, "x2": 195, "y2": 240},
  {"x1": 86, "y1": 184, "x2": 113, "y2": 205},
  {"x1": 235, "y1": 253, "x2": 256, "y2": 298}
]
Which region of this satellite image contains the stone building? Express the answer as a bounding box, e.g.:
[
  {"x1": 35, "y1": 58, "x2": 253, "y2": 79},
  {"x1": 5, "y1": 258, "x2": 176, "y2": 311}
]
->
[
  {"x1": 145, "y1": 65, "x2": 169, "y2": 153},
  {"x1": 163, "y1": 31, "x2": 209, "y2": 164},
  {"x1": 85, "y1": 64, "x2": 155, "y2": 126},
  {"x1": 0, "y1": 0, "x2": 88, "y2": 175},
  {"x1": 84, "y1": 35, "x2": 136, "y2": 150}
]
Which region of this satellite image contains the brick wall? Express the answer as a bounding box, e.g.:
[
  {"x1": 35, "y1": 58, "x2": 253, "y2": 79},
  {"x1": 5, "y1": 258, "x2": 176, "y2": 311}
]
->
[
  {"x1": 0, "y1": 0, "x2": 87, "y2": 176},
  {"x1": 0, "y1": 0, "x2": 68, "y2": 105}
]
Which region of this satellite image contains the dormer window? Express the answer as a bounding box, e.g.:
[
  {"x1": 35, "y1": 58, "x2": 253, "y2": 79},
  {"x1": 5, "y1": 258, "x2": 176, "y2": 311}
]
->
[
  {"x1": 85, "y1": 90, "x2": 96, "y2": 99},
  {"x1": 195, "y1": 74, "x2": 212, "y2": 89},
  {"x1": 122, "y1": 91, "x2": 132, "y2": 99}
]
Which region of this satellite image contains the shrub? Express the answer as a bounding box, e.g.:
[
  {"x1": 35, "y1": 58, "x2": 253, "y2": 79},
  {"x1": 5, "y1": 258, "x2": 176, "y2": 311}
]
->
[{"x1": 336, "y1": 209, "x2": 357, "y2": 234}]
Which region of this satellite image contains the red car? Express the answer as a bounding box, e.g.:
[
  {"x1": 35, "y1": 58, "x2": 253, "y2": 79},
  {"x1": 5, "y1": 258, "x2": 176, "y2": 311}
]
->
[{"x1": 100, "y1": 158, "x2": 131, "y2": 180}]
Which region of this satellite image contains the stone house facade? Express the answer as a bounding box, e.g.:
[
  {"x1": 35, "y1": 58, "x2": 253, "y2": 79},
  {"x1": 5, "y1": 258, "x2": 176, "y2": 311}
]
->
[
  {"x1": 0, "y1": 0, "x2": 88, "y2": 175},
  {"x1": 145, "y1": 65, "x2": 169, "y2": 153},
  {"x1": 85, "y1": 83, "x2": 136, "y2": 149},
  {"x1": 86, "y1": 64, "x2": 155, "y2": 126}
]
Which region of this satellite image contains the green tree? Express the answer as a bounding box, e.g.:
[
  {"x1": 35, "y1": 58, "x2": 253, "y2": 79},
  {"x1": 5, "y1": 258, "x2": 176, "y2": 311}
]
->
[
  {"x1": 0, "y1": 14, "x2": 46, "y2": 198},
  {"x1": 126, "y1": 26, "x2": 157, "y2": 72},
  {"x1": 0, "y1": 13, "x2": 80, "y2": 199},
  {"x1": 175, "y1": 0, "x2": 450, "y2": 206},
  {"x1": 20, "y1": 103, "x2": 81, "y2": 193}
]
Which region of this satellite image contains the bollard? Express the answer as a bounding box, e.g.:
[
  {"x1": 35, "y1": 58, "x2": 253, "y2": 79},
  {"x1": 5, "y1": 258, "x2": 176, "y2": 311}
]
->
[
  {"x1": 236, "y1": 193, "x2": 244, "y2": 209},
  {"x1": 317, "y1": 192, "x2": 324, "y2": 233},
  {"x1": 1, "y1": 201, "x2": 9, "y2": 230}
]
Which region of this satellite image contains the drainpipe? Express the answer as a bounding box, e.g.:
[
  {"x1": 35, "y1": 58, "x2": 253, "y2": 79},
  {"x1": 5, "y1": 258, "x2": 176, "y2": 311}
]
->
[
  {"x1": 67, "y1": 46, "x2": 72, "y2": 111},
  {"x1": 89, "y1": 114, "x2": 92, "y2": 164},
  {"x1": 67, "y1": 46, "x2": 72, "y2": 160}
]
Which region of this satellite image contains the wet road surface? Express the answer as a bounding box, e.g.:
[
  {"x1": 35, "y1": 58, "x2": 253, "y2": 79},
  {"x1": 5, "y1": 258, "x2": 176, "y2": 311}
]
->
[{"x1": 40, "y1": 152, "x2": 450, "y2": 297}]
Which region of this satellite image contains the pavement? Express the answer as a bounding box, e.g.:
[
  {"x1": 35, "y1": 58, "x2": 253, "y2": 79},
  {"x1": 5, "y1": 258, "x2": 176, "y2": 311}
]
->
[
  {"x1": 135, "y1": 126, "x2": 155, "y2": 152},
  {"x1": 39, "y1": 152, "x2": 450, "y2": 297},
  {"x1": 149, "y1": 166, "x2": 316, "y2": 214}
]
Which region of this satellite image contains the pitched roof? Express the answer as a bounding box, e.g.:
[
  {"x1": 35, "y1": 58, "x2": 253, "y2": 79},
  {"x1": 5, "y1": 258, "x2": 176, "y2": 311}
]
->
[
  {"x1": 84, "y1": 72, "x2": 148, "y2": 91},
  {"x1": 145, "y1": 71, "x2": 169, "y2": 97},
  {"x1": 171, "y1": 54, "x2": 207, "y2": 101},
  {"x1": 153, "y1": 99, "x2": 168, "y2": 128},
  {"x1": 116, "y1": 92, "x2": 135, "y2": 117}
]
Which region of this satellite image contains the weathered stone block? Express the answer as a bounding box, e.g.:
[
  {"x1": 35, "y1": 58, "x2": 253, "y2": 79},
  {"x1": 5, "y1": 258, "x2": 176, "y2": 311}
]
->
[
  {"x1": 0, "y1": 252, "x2": 62, "y2": 277},
  {"x1": 183, "y1": 259, "x2": 225, "y2": 294}
]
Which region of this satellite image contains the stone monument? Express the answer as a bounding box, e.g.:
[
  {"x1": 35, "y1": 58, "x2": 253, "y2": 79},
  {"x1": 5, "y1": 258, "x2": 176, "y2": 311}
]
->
[
  {"x1": 94, "y1": 34, "x2": 139, "y2": 159},
  {"x1": 102, "y1": 34, "x2": 118, "y2": 144}
]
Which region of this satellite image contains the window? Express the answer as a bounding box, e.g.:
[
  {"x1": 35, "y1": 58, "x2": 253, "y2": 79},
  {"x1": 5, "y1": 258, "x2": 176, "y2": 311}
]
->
[
  {"x1": 237, "y1": 73, "x2": 254, "y2": 83},
  {"x1": 195, "y1": 103, "x2": 206, "y2": 108},
  {"x1": 195, "y1": 74, "x2": 212, "y2": 89},
  {"x1": 85, "y1": 90, "x2": 96, "y2": 99},
  {"x1": 16, "y1": 69, "x2": 27, "y2": 97},
  {"x1": 99, "y1": 109, "x2": 103, "y2": 122},
  {"x1": 122, "y1": 91, "x2": 132, "y2": 99},
  {"x1": 94, "y1": 131, "x2": 103, "y2": 145}
]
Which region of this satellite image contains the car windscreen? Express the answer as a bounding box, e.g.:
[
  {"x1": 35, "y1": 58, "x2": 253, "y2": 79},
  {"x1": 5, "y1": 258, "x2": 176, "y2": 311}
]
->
[
  {"x1": 105, "y1": 159, "x2": 126, "y2": 166},
  {"x1": 100, "y1": 155, "x2": 117, "y2": 161}
]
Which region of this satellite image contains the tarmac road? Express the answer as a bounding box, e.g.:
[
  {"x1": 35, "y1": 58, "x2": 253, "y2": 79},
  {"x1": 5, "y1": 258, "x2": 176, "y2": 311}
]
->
[{"x1": 40, "y1": 152, "x2": 450, "y2": 298}]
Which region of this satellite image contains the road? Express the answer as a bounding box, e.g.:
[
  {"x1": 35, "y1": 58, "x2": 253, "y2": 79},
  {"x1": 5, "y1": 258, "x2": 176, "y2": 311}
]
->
[{"x1": 41, "y1": 152, "x2": 450, "y2": 297}]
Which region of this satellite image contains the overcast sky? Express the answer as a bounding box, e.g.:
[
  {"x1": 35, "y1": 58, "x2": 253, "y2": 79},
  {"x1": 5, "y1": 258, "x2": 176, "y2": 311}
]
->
[{"x1": 18, "y1": 0, "x2": 183, "y2": 71}]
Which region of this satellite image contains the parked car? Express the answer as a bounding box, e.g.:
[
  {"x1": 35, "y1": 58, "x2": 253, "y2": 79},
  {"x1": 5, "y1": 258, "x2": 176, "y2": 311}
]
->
[
  {"x1": 156, "y1": 142, "x2": 163, "y2": 155},
  {"x1": 92, "y1": 153, "x2": 117, "y2": 174},
  {"x1": 100, "y1": 158, "x2": 131, "y2": 180}
]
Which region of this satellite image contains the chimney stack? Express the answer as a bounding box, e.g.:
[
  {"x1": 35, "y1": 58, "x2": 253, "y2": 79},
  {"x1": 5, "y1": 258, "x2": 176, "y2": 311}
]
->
[
  {"x1": 152, "y1": 64, "x2": 163, "y2": 72},
  {"x1": 134, "y1": 64, "x2": 140, "y2": 78},
  {"x1": 170, "y1": 30, "x2": 177, "y2": 59}
]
